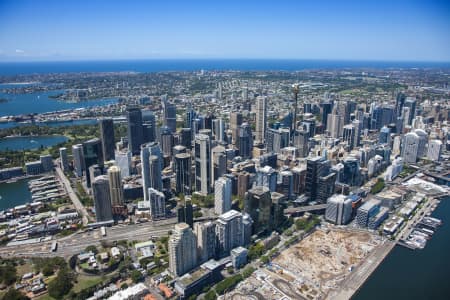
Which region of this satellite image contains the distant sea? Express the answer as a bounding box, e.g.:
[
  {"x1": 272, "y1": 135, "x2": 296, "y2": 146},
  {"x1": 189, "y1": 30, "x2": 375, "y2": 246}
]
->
[{"x1": 0, "y1": 59, "x2": 450, "y2": 76}]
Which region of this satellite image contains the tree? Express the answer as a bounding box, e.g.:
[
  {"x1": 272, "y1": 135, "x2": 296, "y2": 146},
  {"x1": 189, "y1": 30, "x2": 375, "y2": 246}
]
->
[
  {"x1": 1, "y1": 288, "x2": 29, "y2": 300},
  {"x1": 0, "y1": 264, "x2": 17, "y2": 286},
  {"x1": 204, "y1": 290, "x2": 217, "y2": 300},
  {"x1": 131, "y1": 270, "x2": 142, "y2": 283},
  {"x1": 42, "y1": 264, "x2": 54, "y2": 276},
  {"x1": 85, "y1": 245, "x2": 98, "y2": 255},
  {"x1": 48, "y1": 268, "x2": 73, "y2": 299}
]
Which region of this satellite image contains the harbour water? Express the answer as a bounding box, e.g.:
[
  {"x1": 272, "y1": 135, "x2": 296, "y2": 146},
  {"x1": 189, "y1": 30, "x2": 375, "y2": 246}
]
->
[
  {"x1": 0, "y1": 83, "x2": 118, "y2": 117},
  {"x1": 0, "y1": 135, "x2": 68, "y2": 151},
  {"x1": 0, "y1": 179, "x2": 32, "y2": 211},
  {"x1": 0, "y1": 119, "x2": 98, "y2": 130},
  {"x1": 353, "y1": 197, "x2": 450, "y2": 300}
]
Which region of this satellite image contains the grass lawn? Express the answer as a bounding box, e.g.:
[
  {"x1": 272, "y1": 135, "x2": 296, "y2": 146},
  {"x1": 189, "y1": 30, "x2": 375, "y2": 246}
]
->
[
  {"x1": 72, "y1": 274, "x2": 103, "y2": 293},
  {"x1": 16, "y1": 262, "x2": 34, "y2": 277},
  {"x1": 36, "y1": 294, "x2": 56, "y2": 300}
]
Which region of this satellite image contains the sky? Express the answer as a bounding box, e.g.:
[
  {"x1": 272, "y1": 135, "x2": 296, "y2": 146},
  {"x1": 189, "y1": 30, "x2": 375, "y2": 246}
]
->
[{"x1": 0, "y1": 0, "x2": 449, "y2": 62}]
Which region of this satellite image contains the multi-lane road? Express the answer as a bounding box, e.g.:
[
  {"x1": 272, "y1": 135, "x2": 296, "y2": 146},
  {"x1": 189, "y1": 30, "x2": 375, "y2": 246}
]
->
[{"x1": 0, "y1": 218, "x2": 177, "y2": 258}]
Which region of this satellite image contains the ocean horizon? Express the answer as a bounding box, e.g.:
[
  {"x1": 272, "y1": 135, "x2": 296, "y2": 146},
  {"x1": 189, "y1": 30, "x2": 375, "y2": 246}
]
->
[{"x1": 1, "y1": 59, "x2": 450, "y2": 76}]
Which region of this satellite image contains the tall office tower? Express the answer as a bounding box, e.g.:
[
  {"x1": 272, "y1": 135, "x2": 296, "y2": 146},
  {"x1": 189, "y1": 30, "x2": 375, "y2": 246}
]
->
[
  {"x1": 215, "y1": 177, "x2": 232, "y2": 215},
  {"x1": 212, "y1": 118, "x2": 226, "y2": 142},
  {"x1": 266, "y1": 128, "x2": 290, "y2": 154},
  {"x1": 325, "y1": 194, "x2": 353, "y2": 225},
  {"x1": 168, "y1": 223, "x2": 197, "y2": 277},
  {"x1": 92, "y1": 175, "x2": 113, "y2": 222},
  {"x1": 115, "y1": 150, "x2": 131, "y2": 178},
  {"x1": 334, "y1": 101, "x2": 350, "y2": 124},
  {"x1": 185, "y1": 105, "x2": 196, "y2": 128},
  {"x1": 141, "y1": 142, "x2": 163, "y2": 201},
  {"x1": 292, "y1": 166, "x2": 307, "y2": 195},
  {"x1": 352, "y1": 120, "x2": 362, "y2": 148},
  {"x1": 293, "y1": 130, "x2": 309, "y2": 158},
  {"x1": 317, "y1": 172, "x2": 336, "y2": 203},
  {"x1": 278, "y1": 170, "x2": 293, "y2": 199},
  {"x1": 194, "y1": 221, "x2": 217, "y2": 263},
  {"x1": 404, "y1": 98, "x2": 417, "y2": 125},
  {"x1": 230, "y1": 112, "x2": 243, "y2": 145},
  {"x1": 356, "y1": 199, "x2": 382, "y2": 228},
  {"x1": 395, "y1": 116, "x2": 404, "y2": 134},
  {"x1": 99, "y1": 118, "x2": 115, "y2": 161},
  {"x1": 192, "y1": 118, "x2": 202, "y2": 136},
  {"x1": 255, "y1": 96, "x2": 267, "y2": 144},
  {"x1": 59, "y1": 147, "x2": 68, "y2": 171},
  {"x1": 148, "y1": 187, "x2": 166, "y2": 218},
  {"x1": 211, "y1": 145, "x2": 226, "y2": 183},
  {"x1": 177, "y1": 200, "x2": 193, "y2": 228},
  {"x1": 195, "y1": 134, "x2": 211, "y2": 195},
  {"x1": 237, "y1": 123, "x2": 253, "y2": 159},
  {"x1": 72, "y1": 144, "x2": 84, "y2": 177},
  {"x1": 302, "y1": 119, "x2": 316, "y2": 138},
  {"x1": 162, "y1": 99, "x2": 177, "y2": 133},
  {"x1": 395, "y1": 92, "x2": 406, "y2": 117},
  {"x1": 327, "y1": 114, "x2": 343, "y2": 138},
  {"x1": 256, "y1": 166, "x2": 277, "y2": 192},
  {"x1": 379, "y1": 126, "x2": 391, "y2": 144},
  {"x1": 174, "y1": 153, "x2": 191, "y2": 195},
  {"x1": 159, "y1": 126, "x2": 174, "y2": 157},
  {"x1": 427, "y1": 139, "x2": 442, "y2": 161},
  {"x1": 83, "y1": 138, "x2": 104, "y2": 187},
  {"x1": 142, "y1": 110, "x2": 156, "y2": 143},
  {"x1": 40, "y1": 154, "x2": 53, "y2": 172},
  {"x1": 217, "y1": 82, "x2": 223, "y2": 100},
  {"x1": 237, "y1": 171, "x2": 250, "y2": 199},
  {"x1": 403, "y1": 132, "x2": 419, "y2": 164},
  {"x1": 305, "y1": 156, "x2": 331, "y2": 202},
  {"x1": 342, "y1": 156, "x2": 361, "y2": 186},
  {"x1": 127, "y1": 107, "x2": 143, "y2": 155},
  {"x1": 108, "y1": 165, "x2": 124, "y2": 206},
  {"x1": 180, "y1": 128, "x2": 192, "y2": 149},
  {"x1": 342, "y1": 124, "x2": 355, "y2": 150},
  {"x1": 413, "y1": 129, "x2": 428, "y2": 158},
  {"x1": 216, "y1": 210, "x2": 244, "y2": 257},
  {"x1": 244, "y1": 186, "x2": 272, "y2": 233},
  {"x1": 321, "y1": 102, "x2": 333, "y2": 128},
  {"x1": 303, "y1": 102, "x2": 312, "y2": 113}
]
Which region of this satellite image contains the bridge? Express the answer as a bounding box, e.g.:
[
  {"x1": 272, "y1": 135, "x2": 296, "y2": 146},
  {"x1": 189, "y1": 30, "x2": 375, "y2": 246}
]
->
[{"x1": 284, "y1": 204, "x2": 328, "y2": 216}]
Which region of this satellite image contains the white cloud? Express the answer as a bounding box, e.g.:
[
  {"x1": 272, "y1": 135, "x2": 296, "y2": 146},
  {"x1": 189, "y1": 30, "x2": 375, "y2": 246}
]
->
[{"x1": 15, "y1": 49, "x2": 25, "y2": 54}]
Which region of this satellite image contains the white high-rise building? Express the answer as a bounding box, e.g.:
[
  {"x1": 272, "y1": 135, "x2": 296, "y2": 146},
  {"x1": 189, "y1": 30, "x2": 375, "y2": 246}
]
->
[
  {"x1": 195, "y1": 134, "x2": 211, "y2": 195},
  {"x1": 327, "y1": 114, "x2": 344, "y2": 138},
  {"x1": 216, "y1": 210, "x2": 244, "y2": 257},
  {"x1": 115, "y1": 150, "x2": 132, "y2": 178},
  {"x1": 108, "y1": 165, "x2": 124, "y2": 206},
  {"x1": 255, "y1": 96, "x2": 267, "y2": 144},
  {"x1": 168, "y1": 223, "x2": 197, "y2": 277},
  {"x1": 194, "y1": 221, "x2": 216, "y2": 263},
  {"x1": 414, "y1": 129, "x2": 428, "y2": 158},
  {"x1": 325, "y1": 194, "x2": 353, "y2": 225},
  {"x1": 92, "y1": 175, "x2": 113, "y2": 222},
  {"x1": 384, "y1": 157, "x2": 403, "y2": 182},
  {"x1": 148, "y1": 187, "x2": 166, "y2": 218},
  {"x1": 427, "y1": 139, "x2": 442, "y2": 161},
  {"x1": 214, "y1": 177, "x2": 232, "y2": 215},
  {"x1": 72, "y1": 144, "x2": 84, "y2": 177},
  {"x1": 59, "y1": 147, "x2": 68, "y2": 171},
  {"x1": 402, "y1": 132, "x2": 419, "y2": 164}
]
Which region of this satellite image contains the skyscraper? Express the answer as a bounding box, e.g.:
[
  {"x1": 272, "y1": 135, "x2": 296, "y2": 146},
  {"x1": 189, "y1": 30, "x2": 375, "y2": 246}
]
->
[
  {"x1": 216, "y1": 210, "x2": 244, "y2": 257},
  {"x1": 305, "y1": 156, "x2": 331, "y2": 202},
  {"x1": 59, "y1": 147, "x2": 68, "y2": 171},
  {"x1": 293, "y1": 130, "x2": 309, "y2": 158},
  {"x1": 83, "y1": 138, "x2": 104, "y2": 187},
  {"x1": 325, "y1": 194, "x2": 353, "y2": 225},
  {"x1": 72, "y1": 144, "x2": 84, "y2": 177},
  {"x1": 327, "y1": 113, "x2": 343, "y2": 138},
  {"x1": 108, "y1": 166, "x2": 123, "y2": 206},
  {"x1": 211, "y1": 145, "x2": 226, "y2": 183},
  {"x1": 194, "y1": 221, "x2": 216, "y2": 263},
  {"x1": 195, "y1": 134, "x2": 211, "y2": 195},
  {"x1": 148, "y1": 187, "x2": 166, "y2": 219},
  {"x1": 427, "y1": 139, "x2": 442, "y2": 161},
  {"x1": 402, "y1": 132, "x2": 419, "y2": 163},
  {"x1": 168, "y1": 223, "x2": 197, "y2": 277},
  {"x1": 163, "y1": 99, "x2": 177, "y2": 133},
  {"x1": 230, "y1": 112, "x2": 243, "y2": 145},
  {"x1": 180, "y1": 128, "x2": 192, "y2": 149},
  {"x1": 215, "y1": 177, "x2": 232, "y2": 215},
  {"x1": 175, "y1": 153, "x2": 192, "y2": 195},
  {"x1": 115, "y1": 149, "x2": 132, "y2": 178},
  {"x1": 244, "y1": 186, "x2": 272, "y2": 233},
  {"x1": 256, "y1": 166, "x2": 277, "y2": 192},
  {"x1": 142, "y1": 110, "x2": 156, "y2": 143},
  {"x1": 141, "y1": 142, "x2": 163, "y2": 202},
  {"x1": 159, "y1": 126, "x2": 174, "y2": 157},
  {"x1": 99, "y1": 118, "x2": 115, "y2": 161},
  {"x1": 237, "y1": 123, "x2": 253, "y2": 159},
  {"x1": 92, "y1": 175, "x2": 113, "y2": 222},
  {"x1": 404, "y1": 98, "x2": 417, "y2": 125},
  {"x1": 266, "y1": 127, "x2": 290, "y2": 154},
  {"x1": 127, "y1": 107, "x2": 143, "y2": 155},
  {"x1": 255, "y1": 96, "x2": 267, "y2": 144}
]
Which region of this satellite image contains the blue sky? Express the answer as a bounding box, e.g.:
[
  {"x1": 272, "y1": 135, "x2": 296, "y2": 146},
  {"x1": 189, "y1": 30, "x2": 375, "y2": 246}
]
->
[{"x1": 0, "y1": 0, "x2": 449, "y2": 61}]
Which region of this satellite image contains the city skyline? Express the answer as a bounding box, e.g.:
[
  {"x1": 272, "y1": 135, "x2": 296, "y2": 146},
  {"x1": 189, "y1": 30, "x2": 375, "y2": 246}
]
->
[{"x1": 0, "y1": 0, "x2": 449, "y2": 62}]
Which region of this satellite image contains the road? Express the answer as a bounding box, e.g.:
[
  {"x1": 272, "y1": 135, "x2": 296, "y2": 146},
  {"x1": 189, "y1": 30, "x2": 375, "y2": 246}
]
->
[
  {"x1": 55, "y1": 166, "x2": 92, "y2": 225},
  {"x1": 0, "y1": 218, "x2": 177, "y2": 258}
]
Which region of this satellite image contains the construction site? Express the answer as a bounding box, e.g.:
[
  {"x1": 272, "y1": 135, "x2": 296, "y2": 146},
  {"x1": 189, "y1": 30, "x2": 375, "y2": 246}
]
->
[{"x1": 228, "y1": 227, "x2": 384, "y2": 300}]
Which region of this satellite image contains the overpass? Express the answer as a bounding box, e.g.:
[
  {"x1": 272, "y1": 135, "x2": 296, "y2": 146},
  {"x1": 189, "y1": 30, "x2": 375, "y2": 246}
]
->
[{"x1": 284, "y1": 204, "x2": 328, "y2": 217}]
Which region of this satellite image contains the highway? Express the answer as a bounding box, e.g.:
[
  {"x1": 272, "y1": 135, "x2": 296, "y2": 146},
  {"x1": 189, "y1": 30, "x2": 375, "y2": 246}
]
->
[
  {"x1": 0, "y1": 218, "x2": 177, "y2": 258},
  {"x1": 55, "y1": 166, "x2": 92, "y2": 225}
]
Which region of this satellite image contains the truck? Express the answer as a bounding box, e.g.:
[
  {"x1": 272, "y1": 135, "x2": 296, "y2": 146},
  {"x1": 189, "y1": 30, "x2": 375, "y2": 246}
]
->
[
  {"x1": 101, "y1": 226, "x2": 106, "y2": 237},
  {"x1": 51, "y1": 241, "x2": 58, "y2": 252}
]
